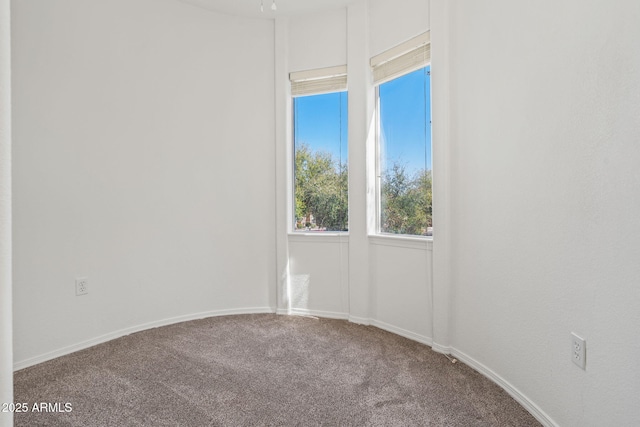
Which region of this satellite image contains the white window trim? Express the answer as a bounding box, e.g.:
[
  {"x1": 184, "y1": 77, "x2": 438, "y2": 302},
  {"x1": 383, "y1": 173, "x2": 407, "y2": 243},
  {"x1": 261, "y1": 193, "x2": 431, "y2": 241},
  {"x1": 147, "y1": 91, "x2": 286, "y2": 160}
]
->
[
  {"x1": 369, "y1": 234, "x2": 432, "y2": 251},
  {"x1": 374, "y1": 82, "x2": 432, "y2": 242},
  {"x1": 371, "y1": 31, "x2": 432, "y2": 241},
  {"x1": 290, "y1": 66, "x2": 349, "y2": 235},
  {"x1": 288, "y1": 233, "x2": 349, "y2": 244}
]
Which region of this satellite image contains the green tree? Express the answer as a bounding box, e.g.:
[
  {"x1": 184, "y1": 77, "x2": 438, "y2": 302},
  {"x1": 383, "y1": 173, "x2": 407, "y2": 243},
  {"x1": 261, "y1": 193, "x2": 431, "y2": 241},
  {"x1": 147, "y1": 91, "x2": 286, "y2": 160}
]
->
[
  {"x1": 381, "y1": 163, "x2": 432, "y2": 235},
  {"x1": 408, "y1": 168, "x2": 432, "y2": 233},
  {"x1": 295, "y1": 143, "x2": 348, "y2": 231}
]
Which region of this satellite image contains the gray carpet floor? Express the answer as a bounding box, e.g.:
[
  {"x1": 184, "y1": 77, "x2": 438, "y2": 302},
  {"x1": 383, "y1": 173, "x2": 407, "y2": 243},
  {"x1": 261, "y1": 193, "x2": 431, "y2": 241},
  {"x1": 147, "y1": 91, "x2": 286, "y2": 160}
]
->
[{"x1": 14, "y1": 314, "x2": 541, "y2": 426}]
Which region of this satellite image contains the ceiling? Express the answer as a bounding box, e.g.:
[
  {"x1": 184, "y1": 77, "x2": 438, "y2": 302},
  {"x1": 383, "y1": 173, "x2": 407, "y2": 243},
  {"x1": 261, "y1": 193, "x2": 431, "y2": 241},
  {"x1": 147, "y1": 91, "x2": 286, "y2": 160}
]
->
[{"x1": 178, "y1": 0, "x2": 354, "y2": 19}]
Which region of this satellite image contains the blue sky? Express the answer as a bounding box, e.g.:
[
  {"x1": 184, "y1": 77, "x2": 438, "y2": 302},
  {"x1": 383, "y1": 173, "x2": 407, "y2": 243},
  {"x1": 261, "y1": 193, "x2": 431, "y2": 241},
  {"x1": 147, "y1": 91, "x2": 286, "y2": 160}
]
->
[
  {"x1": 380, "y1": 66, "x2": 431, "y2": 174},
  {"x1": 294, "y1": 91, "x2": 349, "y2": 164},
  {"x1": 294, "y1": 65, "x2": 431, "y2": 175}
]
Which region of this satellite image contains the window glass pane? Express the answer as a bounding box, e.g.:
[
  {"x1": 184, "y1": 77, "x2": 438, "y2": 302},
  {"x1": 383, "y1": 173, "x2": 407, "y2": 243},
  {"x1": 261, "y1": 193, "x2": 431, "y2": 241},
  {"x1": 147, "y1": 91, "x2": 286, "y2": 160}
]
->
[
  {"x1": 294, "y1": 91, "x2": 348, "y2": 232},
  {"x1": 379, "y1": 66, "x2": 432, "y2": 236}
]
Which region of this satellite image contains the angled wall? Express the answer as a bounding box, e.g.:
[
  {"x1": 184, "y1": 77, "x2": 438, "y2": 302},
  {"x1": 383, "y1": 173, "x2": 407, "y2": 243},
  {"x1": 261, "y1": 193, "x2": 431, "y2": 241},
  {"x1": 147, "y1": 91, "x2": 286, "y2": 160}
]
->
[
  {"x1": 0, "y1": 0, "x2": 13, "y2": 424},
  {"x1": 445, "y1": 0, "x2": 640, "y2": 425},
  {"x1": 277, "y1": 0, "x2": 432, "y2": 342},
  {"x1": 12, "y1": 0, "x2": 276, "y2": 368}
]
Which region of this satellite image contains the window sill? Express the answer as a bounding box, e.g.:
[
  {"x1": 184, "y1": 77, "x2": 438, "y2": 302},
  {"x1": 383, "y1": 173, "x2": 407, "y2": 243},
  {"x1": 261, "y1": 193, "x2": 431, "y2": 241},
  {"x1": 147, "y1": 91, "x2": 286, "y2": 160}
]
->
[
  {"x1": 288, "y1": 232, "x2": 349, "y2": 244},
  {"x1": 368, "y1": 234, "x2": 433, "y2": 250}
]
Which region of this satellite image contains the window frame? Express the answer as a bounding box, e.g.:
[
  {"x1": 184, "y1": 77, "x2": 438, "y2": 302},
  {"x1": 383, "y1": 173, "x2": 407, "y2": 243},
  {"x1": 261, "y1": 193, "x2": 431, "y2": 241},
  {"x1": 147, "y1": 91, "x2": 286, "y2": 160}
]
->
[
  {"x1": 372, "y1": 33, "x2": 432, "y2": 239},
  {"x1": 290, "y1": 86, "x2": 349, "y2": 234}
]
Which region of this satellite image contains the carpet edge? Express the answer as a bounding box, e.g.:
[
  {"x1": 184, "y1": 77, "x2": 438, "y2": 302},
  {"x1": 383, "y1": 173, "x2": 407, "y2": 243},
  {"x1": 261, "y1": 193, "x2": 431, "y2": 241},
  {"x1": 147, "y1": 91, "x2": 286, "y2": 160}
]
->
[
  {"x1": 451, "y1": 347, "x2": 559, "y2": 427},
  {"x1": 13, "y1": 307, "x2": 275, "y2": 371}
]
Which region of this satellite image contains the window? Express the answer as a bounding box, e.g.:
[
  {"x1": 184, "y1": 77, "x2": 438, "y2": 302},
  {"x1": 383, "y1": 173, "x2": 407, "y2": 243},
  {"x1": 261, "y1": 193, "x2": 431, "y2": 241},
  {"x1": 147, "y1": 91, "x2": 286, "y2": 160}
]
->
[
  {"x1": 373, "y1": 33, "x2": 431, "y2": 237},
  {"x1": 290, "y1": 67, "x2": 348, "y2": 232}
]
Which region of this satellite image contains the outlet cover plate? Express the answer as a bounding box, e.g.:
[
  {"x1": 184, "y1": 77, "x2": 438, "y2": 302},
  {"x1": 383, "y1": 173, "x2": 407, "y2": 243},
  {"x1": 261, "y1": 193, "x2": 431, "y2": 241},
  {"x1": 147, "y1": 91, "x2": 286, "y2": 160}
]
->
[
  {"x1": 571, "y1": 332, "x2": 586, "y2": 370},
  {"x1": 76, "y1": 277, "x2": 88, "y2": 296}
]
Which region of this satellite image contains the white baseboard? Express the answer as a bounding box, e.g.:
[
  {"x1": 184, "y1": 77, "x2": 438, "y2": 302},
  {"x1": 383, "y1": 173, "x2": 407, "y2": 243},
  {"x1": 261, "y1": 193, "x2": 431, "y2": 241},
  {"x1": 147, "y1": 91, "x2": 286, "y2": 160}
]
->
[
  {"x1": 279, "y1": 312, "x2": 432, "y2": 348},
  {"x1": 348, "y1": 315, "x2": 371, "y2": 325},
  {"x1": 13, "y1": 307, "x2": 274, "y2": 371},
  {"x1": 450, "y1": 348, "x2": 558, "y2": 427},
  {"x1": 431, "y1": 342, "x2": 452, "y2": 354},
  {"x1": 370, "y1": 319, "x2": 432, "y2": 346},
  {"x1": 277, "y1": 307, "x2": 348, "y2": 320}
]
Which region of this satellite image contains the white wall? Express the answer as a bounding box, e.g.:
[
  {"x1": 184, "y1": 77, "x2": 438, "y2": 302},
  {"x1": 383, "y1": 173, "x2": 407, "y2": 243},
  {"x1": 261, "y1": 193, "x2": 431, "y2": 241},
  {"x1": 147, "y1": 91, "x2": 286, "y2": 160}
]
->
[
  {"x1": 366, "y1": 0, "x2": 431, "y2": 342},
  {"x1": 287, "y1": 235, "x2": 349, "y2": 317},
  {"x1": 280, "y1": 0, "x2": 433, "y2": 344},
  {"x1": 345, "y1": 0, "x2": 372, "y2": 324},
  {"x1": 0, "y1": 0, "x2": 13, "y2": 424},
  {"x1": 288, "y1": 7, "x2": 347, "y2": 72},
  {"x1": 445, "y1": 0, "x2": 640, "y2": 425},
  {"x1": 369, "y1": 239, "x2": 432, "y2": 343},
  {"x1": 280, "y1": 9, "x2": 351, "y2": 319},
  {"x1": 12, "y1": 0, "x2": 276, "y2": 367},
  {"x1": 369, "y1": 0, "x2": 429, "y2": 56}
]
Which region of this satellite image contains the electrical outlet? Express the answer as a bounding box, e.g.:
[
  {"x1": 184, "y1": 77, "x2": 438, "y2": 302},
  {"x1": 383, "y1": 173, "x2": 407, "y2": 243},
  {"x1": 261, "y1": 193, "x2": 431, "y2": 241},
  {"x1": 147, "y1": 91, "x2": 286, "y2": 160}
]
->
[
  {"x1": 76, "y1": 277, "x2": 88, "y2": 296},
  {"x1": 571, "y1": 332, "x2": 586, "y2": 370}
]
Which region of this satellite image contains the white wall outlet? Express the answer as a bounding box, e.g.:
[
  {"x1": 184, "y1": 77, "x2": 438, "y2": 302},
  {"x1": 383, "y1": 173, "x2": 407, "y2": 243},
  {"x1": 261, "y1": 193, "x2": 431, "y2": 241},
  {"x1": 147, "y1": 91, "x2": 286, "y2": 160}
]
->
[
  {"x1": 571, "y1": 332, "x2": 586, "y2": 370},
  {"x1": 75, "y1": 277, "x2": 88, "y2": 296}
]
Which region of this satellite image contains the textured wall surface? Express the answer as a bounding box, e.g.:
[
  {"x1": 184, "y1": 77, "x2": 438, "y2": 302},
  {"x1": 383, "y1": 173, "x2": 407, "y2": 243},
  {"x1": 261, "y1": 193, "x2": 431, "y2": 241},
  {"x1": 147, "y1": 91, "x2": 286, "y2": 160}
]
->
[
  {"x1": 447, "y1": 1, "x2": 640, "y2": 425},
  {"x1": 12, "y1": 0, "x2": 275, "y2": 367},
  {"x1": 369, "y1": 0, "x2": 429, "y2": 57},
  {"x1": 0, "y1": 0, "x2": 13, "y2": 424},
  {"x1": 288, "y1": 7, "x2": 347, "y2": 73}
]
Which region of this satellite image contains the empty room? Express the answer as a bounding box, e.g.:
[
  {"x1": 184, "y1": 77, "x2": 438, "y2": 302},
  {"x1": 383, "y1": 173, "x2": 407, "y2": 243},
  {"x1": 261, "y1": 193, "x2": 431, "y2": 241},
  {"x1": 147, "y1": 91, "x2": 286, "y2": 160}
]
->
[{"x1": 1, "y1": 0, "x2": 639, "y2": 425}]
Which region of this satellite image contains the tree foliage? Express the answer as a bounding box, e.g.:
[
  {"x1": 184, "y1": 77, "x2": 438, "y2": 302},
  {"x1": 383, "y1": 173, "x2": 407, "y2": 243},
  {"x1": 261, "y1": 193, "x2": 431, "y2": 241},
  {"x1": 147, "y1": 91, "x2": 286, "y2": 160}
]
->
[
  {"x1": 381, "y1": 164, "x2": 432, "y2": 236},
  {"x1": 294, "y1": 144, "x2": 432, "y2": 235},
  {"x1": 295, "y1": 144, "x2": 348, "y2": 231}
]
